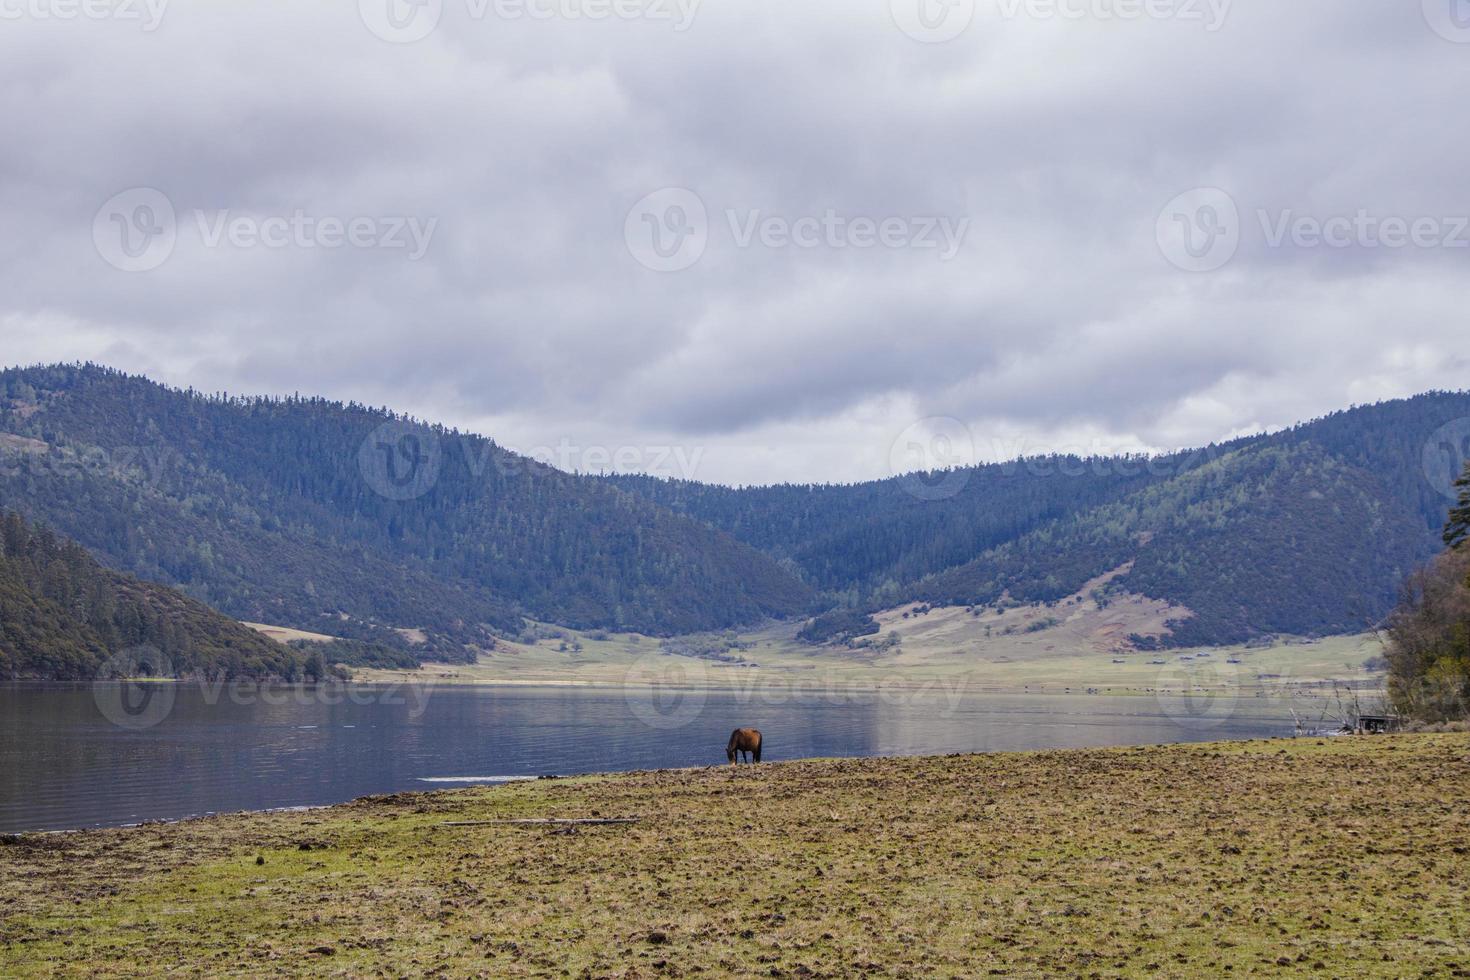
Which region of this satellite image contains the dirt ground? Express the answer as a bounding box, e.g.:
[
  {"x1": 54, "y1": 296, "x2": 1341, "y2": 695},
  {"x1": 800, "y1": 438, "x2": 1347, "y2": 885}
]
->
[{"x1": 2, "y1": 735, "x2": 1467, "y2": 977}]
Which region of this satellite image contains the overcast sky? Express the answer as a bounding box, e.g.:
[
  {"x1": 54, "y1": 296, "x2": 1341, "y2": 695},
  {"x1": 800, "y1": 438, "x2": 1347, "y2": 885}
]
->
[{"x1": 2, "y1": 1, "x2": 1467, "y2": 486}]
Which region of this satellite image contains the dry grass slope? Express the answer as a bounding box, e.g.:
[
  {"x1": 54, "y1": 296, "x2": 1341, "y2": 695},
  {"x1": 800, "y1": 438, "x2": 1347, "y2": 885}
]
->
[
  {"x1": 2, "y1": 736, "x2": 1467, "y2": 977},
  {"x1": 241, "y1": 623, "x2": 339, "y2": 645}
]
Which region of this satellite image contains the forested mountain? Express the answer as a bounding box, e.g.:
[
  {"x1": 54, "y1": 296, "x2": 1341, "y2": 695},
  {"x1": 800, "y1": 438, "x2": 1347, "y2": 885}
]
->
[
  {"x1": 0, "y1": 510, "x2": 304, "y2": 680},
  {"x1": 614, "y1": 393, "x2": 1470, "y2": 645},
  {"x1": 3, "y1": 363, "x2": 1465, "y2": 655},
  {"x1": 0, "y1": 365, "x2": 811, "y2": 655},
  {"x1": 910, "y1": 444, "x2": 1429, "y2": 645},
  {"x1": 611, "y1": 456, "x2": 1173, "y2": 601}
]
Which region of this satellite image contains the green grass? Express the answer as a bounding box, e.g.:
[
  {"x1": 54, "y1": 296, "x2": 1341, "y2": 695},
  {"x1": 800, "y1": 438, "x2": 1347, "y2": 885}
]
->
[
  {"x1": 355, "y1": 615, "x2": 1386, "y2": 705},
  {"x1": 2, "y1": 736, "x2": 1467, "y2": 977}
]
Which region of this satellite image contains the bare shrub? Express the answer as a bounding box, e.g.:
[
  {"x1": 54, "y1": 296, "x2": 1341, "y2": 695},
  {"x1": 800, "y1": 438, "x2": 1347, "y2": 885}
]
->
[{"x1": 1384, "y1": 545, "x2": 1470, "y2": 723}]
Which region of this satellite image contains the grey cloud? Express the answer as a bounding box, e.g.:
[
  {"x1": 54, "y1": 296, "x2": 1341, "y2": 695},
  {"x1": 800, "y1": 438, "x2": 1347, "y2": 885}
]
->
[{"x1": 0, "y1": 0, "x2": 1466, "y2": 485}]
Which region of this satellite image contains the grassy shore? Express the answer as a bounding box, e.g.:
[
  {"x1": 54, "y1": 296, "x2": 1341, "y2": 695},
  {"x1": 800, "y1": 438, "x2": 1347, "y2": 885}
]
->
[
  {"x1": 327, "y1": 569, "x2": 1387, "y2": 698},
  {"x1": 352, "y1": 621, "x2": 1384, "y2": 701},
  {"x1": 3, "y1": 736, "x2": 1467, "y2": 978}
]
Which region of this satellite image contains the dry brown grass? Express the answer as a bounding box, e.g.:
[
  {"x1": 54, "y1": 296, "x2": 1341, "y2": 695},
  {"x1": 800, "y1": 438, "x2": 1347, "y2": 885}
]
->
[{"x1": 241, "y1": 623, "x2": 339, "y2": 645}]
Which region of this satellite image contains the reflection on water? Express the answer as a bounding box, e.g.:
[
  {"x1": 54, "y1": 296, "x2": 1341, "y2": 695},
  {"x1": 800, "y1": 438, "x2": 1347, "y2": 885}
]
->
[{"x1": 0, "y1": 682, "x2": 1297, "y2": 833}]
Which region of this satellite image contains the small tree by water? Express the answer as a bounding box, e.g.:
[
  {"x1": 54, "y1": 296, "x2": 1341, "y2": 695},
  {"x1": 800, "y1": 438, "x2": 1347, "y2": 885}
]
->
[{"x1": 1385, "y1": 463, "x2": 1470, "y2": 723}]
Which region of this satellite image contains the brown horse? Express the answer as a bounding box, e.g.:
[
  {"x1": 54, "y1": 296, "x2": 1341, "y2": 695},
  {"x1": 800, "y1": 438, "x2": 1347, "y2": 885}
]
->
[{"x1": 726, "y1": 728, "x2": 763, "y2": 765}]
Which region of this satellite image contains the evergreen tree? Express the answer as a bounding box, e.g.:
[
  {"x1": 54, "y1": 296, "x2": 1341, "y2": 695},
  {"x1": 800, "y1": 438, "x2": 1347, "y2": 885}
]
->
[{"x1": 1444, "y1": 462, "x2": 1470, "y2": 549}]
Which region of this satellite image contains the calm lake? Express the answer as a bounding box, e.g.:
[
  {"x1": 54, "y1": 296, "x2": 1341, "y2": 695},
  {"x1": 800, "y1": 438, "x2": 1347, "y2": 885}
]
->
[{"x1": 0, "y1": 681, "x2": 1300, "y2": 834}]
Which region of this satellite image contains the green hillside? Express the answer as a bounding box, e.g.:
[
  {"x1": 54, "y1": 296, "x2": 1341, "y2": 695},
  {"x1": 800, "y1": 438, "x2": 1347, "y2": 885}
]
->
[
  {"x1": 0, "y1": 365, "x2": 811, "y2": 656},
  {"x1": 911, "y1": 444, "x2": 1429, "y2": 645},
  {"x1": 615, "y1": 394, "x2": 1470, "y2": 645},
  {"x1": 0, "y1": 510, "x2": 303, "y2": 680}
]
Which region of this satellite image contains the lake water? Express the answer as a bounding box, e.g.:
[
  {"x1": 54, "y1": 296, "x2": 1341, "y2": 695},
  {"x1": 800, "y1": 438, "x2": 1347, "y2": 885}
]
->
[{"x1": 0, "y1": 681, "x2": 1299, "y2": 834}]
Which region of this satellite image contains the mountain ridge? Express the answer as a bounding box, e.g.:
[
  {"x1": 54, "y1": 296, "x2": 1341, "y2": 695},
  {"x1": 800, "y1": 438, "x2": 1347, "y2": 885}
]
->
[
  {"x1": 611, "y1": 392, "x2": 1470, "y2": 644},
  {"x1": 3, "y1": 362, "x2": 1466, "y2": 653},
  {"x1": 0, "y1": 364, "x2": 813, "y2": 656}
]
